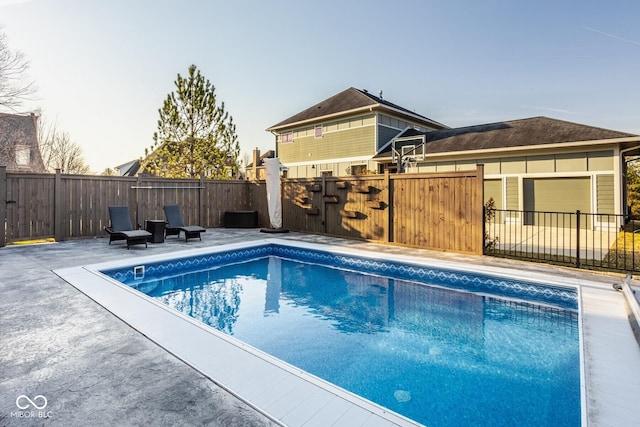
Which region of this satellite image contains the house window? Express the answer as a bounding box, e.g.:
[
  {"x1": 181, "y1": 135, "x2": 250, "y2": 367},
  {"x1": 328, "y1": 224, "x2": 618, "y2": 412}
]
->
[
  {"x1": 15, "y1": 145, "x2": 30, "y2": 166},
  {"x1": 350, "y1": 164, "x2": 367, "y2": 175},
  {"x1": 379, "y1": 163, "x2": 397, "y2": 174},
  {"x1": 321, "y1": 170, "x2": 332, "y2": 177},
  {"x1": 315, "y1": 125, "x2": 323, "y2": 138},
  {"x1": 281, "y1": 132, "x2": 293, "y2": 143}
]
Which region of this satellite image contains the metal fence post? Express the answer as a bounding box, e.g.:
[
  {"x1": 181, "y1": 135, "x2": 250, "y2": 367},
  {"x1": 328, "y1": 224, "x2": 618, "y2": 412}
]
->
[
  {"x1": 482, "y1": 205, "x2": 486, "y2": 254},
  {"x1": 575, "y1": 210, "x2": 581, "y2": 268},
  {"x1": 0, "y1": 166, "x2": 6, "y2": 247}
]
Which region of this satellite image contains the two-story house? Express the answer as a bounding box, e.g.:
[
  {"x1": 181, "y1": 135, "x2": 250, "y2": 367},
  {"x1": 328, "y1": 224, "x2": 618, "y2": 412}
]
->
[
  {"x1": 266, "y1": 87, "x2": 448, "y2": 177},
  {"x1": 267, "y1": 87, "x2": 640, "y2": 219}
]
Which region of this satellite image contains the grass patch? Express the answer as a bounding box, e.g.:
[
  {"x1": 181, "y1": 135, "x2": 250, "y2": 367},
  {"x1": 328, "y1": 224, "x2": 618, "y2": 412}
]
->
[
  {"x1": 602, "y1": 231, "x2": 640, "y2": 271},
  {"x1": 610, "y1": 231, "x2": 640, "y2": 251}
]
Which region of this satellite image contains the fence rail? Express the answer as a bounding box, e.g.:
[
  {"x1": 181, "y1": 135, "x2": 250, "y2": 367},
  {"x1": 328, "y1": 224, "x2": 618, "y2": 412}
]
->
[{"x1": 484, "y1": 208, "x2": 639, "y2": 272}]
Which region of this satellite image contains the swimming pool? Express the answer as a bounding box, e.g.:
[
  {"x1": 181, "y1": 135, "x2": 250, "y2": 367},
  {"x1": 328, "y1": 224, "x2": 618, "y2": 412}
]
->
[{"x1": 101, "y1": 242, "x2": 582, "y2": 427}]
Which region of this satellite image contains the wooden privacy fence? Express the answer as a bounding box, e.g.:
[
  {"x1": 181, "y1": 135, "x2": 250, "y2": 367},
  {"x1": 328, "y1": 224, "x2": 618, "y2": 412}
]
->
[
  {"x1": 281, "y1": 165, "x2": 484, "y2": 254},
  {"x1": 1, "y1": 165, "x2": 484, "y2": 254},
  {"x1": 0, "y1": 167, "x2": 268, "y2": 246}
]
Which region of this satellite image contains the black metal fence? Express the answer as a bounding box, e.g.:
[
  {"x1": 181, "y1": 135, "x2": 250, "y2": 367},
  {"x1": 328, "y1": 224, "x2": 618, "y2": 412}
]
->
[{"x1": 484, "y1": 209, "x2": 640, "y2": 273}]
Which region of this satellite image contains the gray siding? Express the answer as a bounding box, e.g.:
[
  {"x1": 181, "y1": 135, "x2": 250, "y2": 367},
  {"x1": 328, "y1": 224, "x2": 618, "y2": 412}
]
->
[
  {"x1": 505, "y1": 177, "x2": 519, "y2": 210},
  {"x1": 596, "y1": 174, "x2": 615, "y2": 214},
  {"x1": 413, "y1": 150, "x2": 615, "y2": 175},
  {"x1": 378, "y1": 125, "x2": 401, "y2": 149},
  {"x1": 279, "y1": 126, "x2": 375, "y2": 163}
]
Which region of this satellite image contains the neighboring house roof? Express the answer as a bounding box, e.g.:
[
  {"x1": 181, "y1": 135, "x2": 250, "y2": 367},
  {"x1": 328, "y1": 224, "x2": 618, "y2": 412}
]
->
[
  {"x1": 375, "y1": 116, "x2": 639, "y2": 159},
  {"x1": 266, "y1": 87, "x2": 448, "y2": 131},
  {"x1": 0, "y1": 112, "x2": 46, "y2": 173},
  {"x1": 115, "y1": 159, "x2": 141, "y2": 176},
  {"x1": 247, "y1": 150, "x2": 275, "y2": 168}
]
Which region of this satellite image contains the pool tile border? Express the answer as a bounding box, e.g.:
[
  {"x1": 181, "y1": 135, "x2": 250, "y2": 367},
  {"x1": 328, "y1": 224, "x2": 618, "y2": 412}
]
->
[{"x1": 103, "y1": 242, "x2": 577, "y2": 309}]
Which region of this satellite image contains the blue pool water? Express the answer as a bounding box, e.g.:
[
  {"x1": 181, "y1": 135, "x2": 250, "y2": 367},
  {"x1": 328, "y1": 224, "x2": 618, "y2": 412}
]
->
[{"x1": 104, "y1": 245, "x2": 580, "y2": 427}]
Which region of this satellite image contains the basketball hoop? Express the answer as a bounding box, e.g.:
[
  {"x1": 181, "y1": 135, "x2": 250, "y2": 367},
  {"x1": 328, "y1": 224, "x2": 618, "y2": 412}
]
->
[{"x1": 402, "y1": 156, "x2": 416, "y2": 172}]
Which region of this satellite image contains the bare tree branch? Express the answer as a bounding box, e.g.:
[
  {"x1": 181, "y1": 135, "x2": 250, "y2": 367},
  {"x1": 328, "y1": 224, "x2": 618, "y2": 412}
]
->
[
  {"x1": 0, "y1": 27, "x2": 36, "y2": 111},
  {"x1": 38, "y1": 115, "x2": 91, "y2": 174},
  {"x1": 37, "y1": 112, "x2": 57, "y2": 170}
]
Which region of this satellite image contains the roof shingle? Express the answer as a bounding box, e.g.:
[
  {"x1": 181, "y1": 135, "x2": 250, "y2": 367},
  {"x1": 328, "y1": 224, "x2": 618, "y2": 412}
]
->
[
  {"x1": 267, "y1": 87, "x2": 446, "y2": 130},
  {"x1": 376, "y1": 116, "x2": 638, "y2": 158}
]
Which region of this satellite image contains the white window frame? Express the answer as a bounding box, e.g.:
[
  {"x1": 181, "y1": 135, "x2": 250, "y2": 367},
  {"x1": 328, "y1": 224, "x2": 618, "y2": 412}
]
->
[
  {"x1": 281, "y1": 132, "x2": 293, "y2": 143},
  {"x1": 15, "y1": 145, "x2": 30, "y2": 166}
]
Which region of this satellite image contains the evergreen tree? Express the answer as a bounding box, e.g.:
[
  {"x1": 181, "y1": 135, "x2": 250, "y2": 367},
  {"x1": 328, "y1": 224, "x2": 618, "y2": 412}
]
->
[{"x1": 143, "y1": 64, "x2": 239, "y2": 178}]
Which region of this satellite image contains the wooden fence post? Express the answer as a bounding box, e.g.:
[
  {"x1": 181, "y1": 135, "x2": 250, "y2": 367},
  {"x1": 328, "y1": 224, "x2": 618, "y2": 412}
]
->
[
  {"x1": 383, "y1": 170, "x2": 391, "y2": 243},
  {"x1": 387, "y1": 171, "x2": 395, "y2": 244},
  {"x1": 199, "y1": 176, "x2": 205, "y2": 227},
  {"x1": 135, "y1": 175, "x2": 142, "y2": 228},
  {"x1": 321, "y1": 175, "x2": 327, "y2": 234},
  {"x1": 0, "y1": 166, "x2": 6, "y2": 247},
  {"x1": 54, "y1": 169, "x2": 63, "y2": 241}
]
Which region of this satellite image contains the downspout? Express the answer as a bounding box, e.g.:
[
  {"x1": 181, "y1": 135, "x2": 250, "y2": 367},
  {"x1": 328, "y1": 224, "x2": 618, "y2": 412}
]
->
[
  {"x1": 371, "y1": 107, "x2": 378, "y2": 163},
  {"x1": 270, "y1": 130, "x2": 279, "y2": 158}
]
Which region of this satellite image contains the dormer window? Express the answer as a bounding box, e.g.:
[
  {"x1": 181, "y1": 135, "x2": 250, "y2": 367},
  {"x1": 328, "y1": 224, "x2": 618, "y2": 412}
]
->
[
  {"x1": 15, "y1": 145, "x2": 30, "y2": 166},
  {"x1": 315, "y1": 125, "x2": 323, "y2": 138}
]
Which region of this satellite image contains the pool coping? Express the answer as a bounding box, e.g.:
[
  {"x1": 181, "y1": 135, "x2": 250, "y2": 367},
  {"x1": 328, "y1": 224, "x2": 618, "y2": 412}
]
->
[
  {"x1": 621, "y1": 284, "x2": 640, "y2": 343},
  {"x1": 54, "y1": 238, "x2": 595, "y2": 426}
]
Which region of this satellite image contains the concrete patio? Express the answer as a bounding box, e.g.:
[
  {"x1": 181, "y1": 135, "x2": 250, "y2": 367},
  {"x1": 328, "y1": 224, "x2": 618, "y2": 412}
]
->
[{"x1": 1, "y1": 229, "x2": 640, "y2": 426}]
